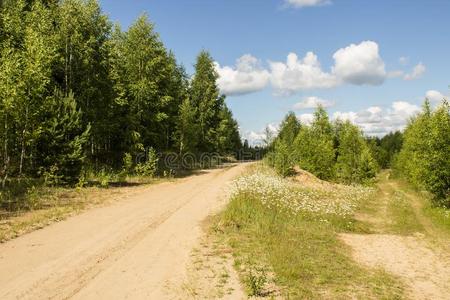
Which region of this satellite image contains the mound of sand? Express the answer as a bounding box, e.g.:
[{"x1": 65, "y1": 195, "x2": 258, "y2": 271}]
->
[{"x1": 291, "y1": 166, "x2": 333, "y2": 190}]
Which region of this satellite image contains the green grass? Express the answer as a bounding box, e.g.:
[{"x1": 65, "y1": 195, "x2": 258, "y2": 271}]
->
[
  {"x1": 424, "y1": 204, "x2": 450, "y2": 233},
  {"x1": 387, "y1": 190, "x2": 424, "y2": 235},
  {"x1": 214, "y1": 172, "x2": 405, "y2": 299}
]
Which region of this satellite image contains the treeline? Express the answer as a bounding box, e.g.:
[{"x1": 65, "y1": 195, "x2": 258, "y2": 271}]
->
[
  {"x1": 366, "y1": 131, "x2": 403, "y2": 169},
  {"x1": 0, "y1": 0, "x2": 241, "y2": 185},
  {"x1": 267, "y1": 107, "x2": 378, "y2": 184},
  {"x1": 394, "y1": 100, "x2": 449, "y2": 204}
]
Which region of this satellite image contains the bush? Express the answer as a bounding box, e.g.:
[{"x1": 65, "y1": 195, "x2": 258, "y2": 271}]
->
[
  {"x1": 273, "y1": 140, "x2": 294, "y2": 177},
  {"x1": 394, "y1": 100, "x2": 450, "y2": 204},
  {"x1": 135, "y1": 147, "x2": 159, "y2": 177}
]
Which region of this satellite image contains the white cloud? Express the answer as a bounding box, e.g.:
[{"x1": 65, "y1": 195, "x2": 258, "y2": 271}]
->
[
  {"x1": 332, "y1": 41, "x2": 386, "y2": 85},
  {"x1": 293, "y1": 96, "x2": 334, "y2": 109},
  {"x1": 387, "y1": 70, "x2": 404, "y2": 78},
  {"x1": 243, "y1": 123, "x2": 279, "y2": 146},
  {"x1": 269, "y1": 41, "x2": 387, "y2": 95},
  {"x1": 269, "y1": 52, "x2": 338, "y2": 95},
  {"x1": 216, "y1": 41, "x2": 395, "y2": 97},
  {"x1": 403, "y1": 63, "x2": 426, "y2": 80},
  {"x1": 333, "y1": 101, "x2": 421, "y2": 136},
  {"x1": 399, "y1": 56, "x2": 409, "y2": 65},
  {"x1": 285, "y1": 0, "x2": 331, "y2": 8},
  {"x1": 297, "y1": 113, "x2": 314, "y2": 125},
  {"x1": 425, "y1": 90, "x2": 448, "y2": 102},
  {"x1": 214, "y1": 54, "x2": 270, "y2": 96}
]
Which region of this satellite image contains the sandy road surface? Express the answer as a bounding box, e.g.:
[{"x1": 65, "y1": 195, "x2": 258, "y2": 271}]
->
[{"x1": 0, "y1": 164, "x2": 249, "y2": 299}]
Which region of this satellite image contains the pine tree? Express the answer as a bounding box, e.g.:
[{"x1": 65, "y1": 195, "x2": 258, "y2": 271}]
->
[{"x1": 35, "y1": 91, "x2": 90, "y2": 184}]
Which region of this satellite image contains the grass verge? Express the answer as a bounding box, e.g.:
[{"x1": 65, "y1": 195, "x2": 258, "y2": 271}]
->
[{"x1": 213, "y1": 166, "x2": 404, "y2": 299}]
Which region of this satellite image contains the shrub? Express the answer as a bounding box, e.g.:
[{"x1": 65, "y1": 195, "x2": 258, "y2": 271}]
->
[
  {"x1": 135, "y1": 147, "x2": 159, "y2": 177},
  {"x1": 273, "y1": 140, "x2": 294, "y2": 177}
]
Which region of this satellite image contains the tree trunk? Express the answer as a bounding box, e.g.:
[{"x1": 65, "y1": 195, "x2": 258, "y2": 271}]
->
[
  {"x1": 2, "y1": 114, "x2": 9, "y2": 188},
  {"x1": 19, "y1": 106, "x2": 29, "y2": 176}
]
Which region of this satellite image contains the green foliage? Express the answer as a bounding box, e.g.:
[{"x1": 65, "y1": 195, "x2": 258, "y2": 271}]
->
[
  {"x1": 190, "y1": 51, "x2": 224, "y2": 152},
  {"x1": 245, "y1": 265, "x2": 267, "y2": 297},
  {"x1": 135, "y1": 147, "x2": 159, "y2": 177},
  {"x1": 122, "y1": 153, "x2": 133, "y2": 174},
  {"x1": 277, "y1": 111, "x2": 300, "y2": 147},
  {"x1": 395, "y1": 100, "x2": 450, "y2": 203},
  {"x1": 269, "y1": 107, "x2": 378, "y2": 183},
  {"x1": 176, "y1": 97, "x2": 199, "y2": 154},
  {"x1": 273, "y1": 140, "x2": 294, "y2": 177},
  {"x1": 294, "y1": 110, "x2": 336, "y2": 180},
  {"x1": 0, "y1": 0, "x2": 242, "y2": 204},
  {"x1": 36, "y1": 91, "x2": 91, "y2": 184},
  {"x1": 335, "y1": 121, "x2": 378, "y2": 183}
]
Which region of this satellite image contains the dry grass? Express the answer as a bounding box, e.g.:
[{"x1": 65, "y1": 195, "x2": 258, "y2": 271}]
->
[{"x1": 0, "y1": 178, "x2": 168, "y2": 242}]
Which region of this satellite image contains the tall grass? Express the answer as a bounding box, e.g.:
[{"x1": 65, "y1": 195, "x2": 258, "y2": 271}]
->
[{"x1": 215, "y1": 167, "x2": 404, "y2": 298}]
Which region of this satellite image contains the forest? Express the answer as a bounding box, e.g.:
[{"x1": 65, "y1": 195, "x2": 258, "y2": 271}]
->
[
  {"x1": 0, "y1": 0, "x2": 242, "y2": 192},
  {"x1": 267, "y1": 100, "x2": 449, "y2": 205}
]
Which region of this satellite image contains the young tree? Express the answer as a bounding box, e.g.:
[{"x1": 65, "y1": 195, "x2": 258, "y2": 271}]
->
[
  {"x1": 176, "y1": 97, "x2": 199, "y2": 155},
  {"x1": 397, "y1": 99, "x2": 450, "y2": 203},
  {"x1": 216, "y1": 105, "x2": 241, "y2": 155},
  {"x1": 294, "y1": 125, "x2": 335, "y2": 180},
  {"x1": 295, "y1": 106, "x2": 335, "y2": 180},
  {"x1": 35, "y1": 91, "x2": 90, "y2": 184},
  {"x1": 16, "y1": 0, "x2": 56, "y2": 175},
  {"x1": 56, "y1": 0, "x2": 113, "y2": 164},
  {"x1": 190, "y1": 50, "x2": 223, "y2": 152},
  {"x1": 277, "y1": 112, "x2": 300, "y2": 145},
  {"x1": 335, "y1": 121, "x2": 377, "y2": 183}
]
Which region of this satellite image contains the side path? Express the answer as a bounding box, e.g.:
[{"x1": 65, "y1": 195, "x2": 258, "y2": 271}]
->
[{"x1": 341, "y1": 171, "x2": 450, "y2": 300}]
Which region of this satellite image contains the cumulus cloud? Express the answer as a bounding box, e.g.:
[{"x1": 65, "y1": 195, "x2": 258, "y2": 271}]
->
[
  {"x1": 269, "y1": 52, "x2": 338, "y2": 95},
  {"x1": 285, "y1": 0, "x2": 331, "y2": 8},
  {"x1": 333, "y1": 101, "x2": 421, "y2": 136},
  {"x1": 297, "y1": 113, "x2": 315, "y2": 125},
  {"x1": 403, "y1": 63, "x2": 426, "y2": 80},
  {"x1": 293, "y1": 96, "x2": 334, "y2": 110},
  {"x1": 243, "y1": 123, "x2": 279, "y2": 146},
  {"x1": 332, "y1": 41, "x2": 386, "y2": 85},
  {"x1": 269, "y1": 41, "x2": 387, "y2": 95},
  {"x1": 425, "y1": 90, "x2": 449, "y2": 102},
  {"x1": 214, "y1": 54, "x2": 270, "y2": 96},
  {"x1": 216, "y1": 41, "x2": 395, "y2": 97}
]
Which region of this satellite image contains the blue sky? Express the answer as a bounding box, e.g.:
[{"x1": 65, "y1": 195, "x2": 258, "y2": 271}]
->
[{"x1": 99, "y1": 0, "x2": 450, "y2": 144}]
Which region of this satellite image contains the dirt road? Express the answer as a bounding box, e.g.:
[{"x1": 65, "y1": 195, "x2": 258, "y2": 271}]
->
[{"x1": 0, "y1": 164, "x2": 249, "y2": 299}]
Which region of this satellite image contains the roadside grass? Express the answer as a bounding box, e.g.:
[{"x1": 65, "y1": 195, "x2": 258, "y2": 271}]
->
[
  {"x1": 383, "y1": 175, "x2": 449, "y2": 237},
  {"x1": 386, "y1": 190, "x2": 424, "y2": 235},
  {"x1": 423, "y1": 204, "x2": 450, "y2": 234},
  {"x1": 394, "y1": 179, "x2": 450, "y2": 235},
  {"x1": 213, "y1": 167, "x2": 404, "y2": 299}
]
